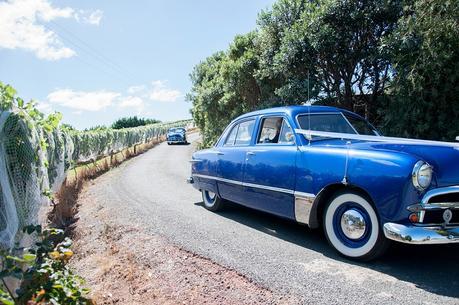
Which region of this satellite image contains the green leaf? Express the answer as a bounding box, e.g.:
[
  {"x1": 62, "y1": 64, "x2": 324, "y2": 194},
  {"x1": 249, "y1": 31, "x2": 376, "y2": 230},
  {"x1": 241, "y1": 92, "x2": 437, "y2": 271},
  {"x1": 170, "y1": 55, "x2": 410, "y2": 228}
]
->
[
  {"x1": 4, "y1": 85, "x2": 16, "y2": 98},
  {"x1": 0, "y1": 297, "x2": 14, "y2": 305},
  {"x1": 23, "y1": 253, "x2": 37, "y2": 263},
  {"x1": 17, "y1": 97, "x2": 24, "y2": 108},
  {"x1": 6, "y1": 255, "x2": 26, "y2": 263}
]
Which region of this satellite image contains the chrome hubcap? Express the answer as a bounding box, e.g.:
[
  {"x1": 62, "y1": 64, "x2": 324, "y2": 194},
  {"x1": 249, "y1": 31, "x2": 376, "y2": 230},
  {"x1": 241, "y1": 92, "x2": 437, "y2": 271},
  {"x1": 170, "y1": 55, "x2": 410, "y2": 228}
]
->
[
  {"x1": 207, "y1": 191, "x2": 216, "y2": 201},
  {"x1": 340, "y1": 209, "x2": 366, "y2": 240}
]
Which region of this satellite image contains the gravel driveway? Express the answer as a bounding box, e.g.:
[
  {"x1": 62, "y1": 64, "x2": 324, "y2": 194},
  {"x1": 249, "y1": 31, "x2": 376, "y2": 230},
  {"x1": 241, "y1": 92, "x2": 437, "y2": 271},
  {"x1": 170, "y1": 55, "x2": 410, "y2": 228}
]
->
[{"x1": 72, "y1": 133, "x2": 459, "y2": 304}]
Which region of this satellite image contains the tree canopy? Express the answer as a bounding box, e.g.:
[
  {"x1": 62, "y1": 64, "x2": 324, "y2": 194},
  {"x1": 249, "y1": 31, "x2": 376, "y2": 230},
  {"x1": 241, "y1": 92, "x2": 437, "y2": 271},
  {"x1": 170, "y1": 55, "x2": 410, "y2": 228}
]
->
[
  {"x1": 111, "y1": 116, "x2": 161, "y2": 130},
  {"x1": 381, "y1": 0, "x2": 459, "y2": 140},
  {"x1": 188, "y1": 0, "x2": 459, "y2": 146}
]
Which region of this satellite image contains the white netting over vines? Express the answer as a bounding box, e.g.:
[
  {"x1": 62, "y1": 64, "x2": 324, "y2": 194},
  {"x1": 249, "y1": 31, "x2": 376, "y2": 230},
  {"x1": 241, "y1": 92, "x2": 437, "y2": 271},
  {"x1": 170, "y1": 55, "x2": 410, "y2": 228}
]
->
[
  {"x1": 0, "y1": 109, "x2": 52, "y2": 249},
  {"x1": 0, "y1": 84, "x2": 191, "y2": 249}
]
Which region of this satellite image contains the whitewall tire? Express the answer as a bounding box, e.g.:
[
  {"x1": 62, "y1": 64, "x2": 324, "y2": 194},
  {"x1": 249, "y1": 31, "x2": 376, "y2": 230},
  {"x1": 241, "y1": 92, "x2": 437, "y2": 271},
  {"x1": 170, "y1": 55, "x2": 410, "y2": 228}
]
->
[
  {"x1": 323, "y1": 192, "x2": 389, "y2": 261},
  {"x1": 202, "y1": 189, "x2": 224, "y2": 212}
]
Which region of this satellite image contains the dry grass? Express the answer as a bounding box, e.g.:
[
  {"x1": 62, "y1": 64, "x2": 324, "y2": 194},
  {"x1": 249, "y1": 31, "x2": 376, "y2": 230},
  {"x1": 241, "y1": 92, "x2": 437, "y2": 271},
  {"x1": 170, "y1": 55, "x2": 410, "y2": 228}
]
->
[
  {"x1": 49, "y1": 177, "x2": 85, "y2": 233},
  {"x1": 49, "y1": 137, "x2": 165, "y2": 234}
]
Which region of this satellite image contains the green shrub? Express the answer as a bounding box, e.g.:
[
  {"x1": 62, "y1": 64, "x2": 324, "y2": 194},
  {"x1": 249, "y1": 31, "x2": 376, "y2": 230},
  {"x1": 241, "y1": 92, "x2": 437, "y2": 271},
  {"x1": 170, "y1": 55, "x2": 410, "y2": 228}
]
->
[{"x1": 0, "y1": 225, "x2": 92, "y2": 305}]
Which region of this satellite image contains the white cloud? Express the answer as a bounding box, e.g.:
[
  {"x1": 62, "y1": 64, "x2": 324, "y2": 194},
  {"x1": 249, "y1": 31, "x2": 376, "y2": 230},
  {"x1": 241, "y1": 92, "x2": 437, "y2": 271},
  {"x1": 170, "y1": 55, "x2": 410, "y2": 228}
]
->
[
  {"x1": 149, "y1": 80, "x2": 182, "y2": 102},
  {"x1": 76, "y1": 9, "x2": 103, "y2": 26},
  {"x1": 119, "y1": 96, "x2": 144, "y2": 110},
  {"x1": 44, "y1": 80, "x2": 181, "y2": 115},
  {"x1": 127, "y1": 85, "x2": 146, "y2": 94},
  {"x1": 118, "y1": 96, "x2": 144, "y2": 114},
  {"x1": 0, "y1": 0, "x2": 102, "y2": 60},
  {"x1": 35, "y1": 101, "x2": 53, "y2": 114},
  {"x1": 47, "y1": 89, "x2": 120, "y2": 111}
]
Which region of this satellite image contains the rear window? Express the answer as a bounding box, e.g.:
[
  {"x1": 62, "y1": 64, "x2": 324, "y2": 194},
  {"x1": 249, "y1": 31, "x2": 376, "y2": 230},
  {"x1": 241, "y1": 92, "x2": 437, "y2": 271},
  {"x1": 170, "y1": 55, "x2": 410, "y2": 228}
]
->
[
  {"x1": 235, "y1": 120, "x2": 255, "y2": 145},
  {"x1": 224, "y1": 125, "x2": 238, "y2": 146},
  {"x1": 224, "y1": 119, "x2": 255, "y2": 146}
]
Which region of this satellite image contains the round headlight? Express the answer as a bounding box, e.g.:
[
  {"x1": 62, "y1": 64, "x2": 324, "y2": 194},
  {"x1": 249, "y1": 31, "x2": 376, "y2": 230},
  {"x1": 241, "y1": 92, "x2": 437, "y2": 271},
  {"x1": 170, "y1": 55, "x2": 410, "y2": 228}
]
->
[{"x1": 412, "y1": 161, "x2": 432, "y2": 191}]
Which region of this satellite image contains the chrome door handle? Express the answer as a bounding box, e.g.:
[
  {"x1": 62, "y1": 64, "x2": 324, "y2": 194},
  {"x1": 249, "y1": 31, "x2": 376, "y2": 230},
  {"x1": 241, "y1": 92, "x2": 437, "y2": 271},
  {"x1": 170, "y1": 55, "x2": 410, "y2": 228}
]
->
[
  {"x1": 216, "y1": 151, "x2": 224, "y2": 155},
  {"x1": 247, "y1": 151, "x2": 256, "y2": 156}
]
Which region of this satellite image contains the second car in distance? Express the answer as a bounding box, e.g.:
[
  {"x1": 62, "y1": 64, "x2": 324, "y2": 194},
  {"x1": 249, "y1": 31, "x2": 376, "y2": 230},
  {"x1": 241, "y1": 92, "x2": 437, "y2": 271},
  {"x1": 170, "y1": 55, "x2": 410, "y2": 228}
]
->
[{"x1": 167, "y1": 127, "x2": 187, "y2": 145}]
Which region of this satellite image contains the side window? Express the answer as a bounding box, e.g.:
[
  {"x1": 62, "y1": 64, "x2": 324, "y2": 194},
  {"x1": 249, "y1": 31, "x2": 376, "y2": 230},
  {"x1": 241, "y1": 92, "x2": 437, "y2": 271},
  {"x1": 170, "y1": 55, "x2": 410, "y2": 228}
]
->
[
  {"x1": 224, "y1": 124, "x2": 239, "y2": 146},
  {"x1": 235, "y1": 120, "x2": 255, "y2": 145},
  {"x1": 258, "y1": 117, "x2": 286, "y2": 144},
  {"x1": 278, "y1": 120, "x2": 295, "y2": 144}
]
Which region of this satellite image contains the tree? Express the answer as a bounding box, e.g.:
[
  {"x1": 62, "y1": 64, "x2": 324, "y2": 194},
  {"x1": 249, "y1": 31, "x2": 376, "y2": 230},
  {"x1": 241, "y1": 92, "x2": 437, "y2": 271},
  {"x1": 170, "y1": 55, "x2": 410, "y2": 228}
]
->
[
  {"x1": 111, "y1": 116, "x2": 161, "y2": 130},
  {"x1": 257, "y1": 0, "x2": 402, "y2": 121},
  {"x1": 382, "y1": 0, "x2": 459, "y2": 140},
  {"x1": 188, "y1": 0, "x2": 458, "y2": 145},
  {"x1": 188, "y1": 33, "x2": 264, "y2": 146},
  {"x1": 188, "y1": 52, "x2": 227, "y2": 146},
  {"x1": 256, "y1": 0, "x2": 319, "y2": 104}
]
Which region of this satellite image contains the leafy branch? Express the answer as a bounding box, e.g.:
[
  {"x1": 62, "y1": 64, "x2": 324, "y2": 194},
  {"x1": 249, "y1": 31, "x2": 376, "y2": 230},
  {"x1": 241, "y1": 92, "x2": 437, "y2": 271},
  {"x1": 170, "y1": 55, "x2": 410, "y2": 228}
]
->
[{"x1": 0, "y1": 225, "x2": 93, "y2": 305}]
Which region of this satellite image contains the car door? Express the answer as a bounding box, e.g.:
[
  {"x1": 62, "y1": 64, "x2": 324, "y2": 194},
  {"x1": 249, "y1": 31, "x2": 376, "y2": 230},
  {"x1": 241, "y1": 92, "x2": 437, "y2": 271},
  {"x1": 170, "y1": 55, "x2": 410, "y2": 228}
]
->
[
  {"x1": 243, "y1": 116, "x2": 298, "y2": 219},
  {"x1": 217, "y1": 118, "x2": 256, "y2": 204}
]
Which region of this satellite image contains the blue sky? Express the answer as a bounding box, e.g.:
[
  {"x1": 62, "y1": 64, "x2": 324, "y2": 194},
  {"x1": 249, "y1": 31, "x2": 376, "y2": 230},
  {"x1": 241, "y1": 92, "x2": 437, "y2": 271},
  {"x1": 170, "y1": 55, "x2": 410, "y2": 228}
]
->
[{"x1": 0, "y1": 0, "x2": 275, "y2": 129}]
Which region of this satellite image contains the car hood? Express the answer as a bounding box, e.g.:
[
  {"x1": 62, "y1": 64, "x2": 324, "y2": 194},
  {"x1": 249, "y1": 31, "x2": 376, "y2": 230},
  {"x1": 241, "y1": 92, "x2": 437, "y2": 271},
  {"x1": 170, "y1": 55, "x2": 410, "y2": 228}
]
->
[{"x1": 351, "y1": 141, "x2": 459, "y2": 187}]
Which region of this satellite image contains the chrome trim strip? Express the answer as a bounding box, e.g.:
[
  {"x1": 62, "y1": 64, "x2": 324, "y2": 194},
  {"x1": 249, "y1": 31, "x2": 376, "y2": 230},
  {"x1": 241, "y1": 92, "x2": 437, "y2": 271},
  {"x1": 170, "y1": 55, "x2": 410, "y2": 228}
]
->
[
  {"x1": 189, "y1": 159, "x2": 203, "y2": 163},
  {"x1": 294, "y1": 192, "x2": 316, "y2": 224},
  {"x1": 408, "y1": 203, "x2": 459, "y2": 211},
  {"x1": 192, "y1": 174, "x2": 316, "y2": 197},
  {"x1": 421, "y1": 185, "x2": 459, "y2": 205},
  {"x1": 384, "y1": 222, "x2": 459, "y2": 244},
  {"x1": 207, "y1": 150, "x2": 225, "y2": 155},
  {"x1": 243, "y1": 182, "x2": 294, "y2": 194},
  {"x1": 194, "y1": 174, "x2": 318, "y2": 225},
  {"x1": 193, "y1": 174, "x2": 244, "y2": 186},
  {"x1": 419, "y1": 210, "x2": 426, "y2": 223},
  {"x1": 294, "y1": 191, "x2": 316, "y2": 198}
]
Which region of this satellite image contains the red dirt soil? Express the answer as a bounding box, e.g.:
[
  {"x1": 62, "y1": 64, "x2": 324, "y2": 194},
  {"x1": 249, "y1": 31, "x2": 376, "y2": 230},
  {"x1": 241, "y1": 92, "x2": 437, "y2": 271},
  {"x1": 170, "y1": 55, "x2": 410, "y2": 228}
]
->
[{"x1": 70, "y1": 183, "x2": 298, "y2": 305}]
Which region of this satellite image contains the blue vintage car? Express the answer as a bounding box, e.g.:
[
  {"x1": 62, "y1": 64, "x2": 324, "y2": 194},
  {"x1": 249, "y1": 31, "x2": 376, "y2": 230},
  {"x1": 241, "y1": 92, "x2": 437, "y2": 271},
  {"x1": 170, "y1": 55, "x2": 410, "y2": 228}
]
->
[
  {"x1": 167, "y1": 127, "x2": 187, "y2": 145},
  {"x1": 188, "y1": 105, "x2": 459, "y2": 261}
]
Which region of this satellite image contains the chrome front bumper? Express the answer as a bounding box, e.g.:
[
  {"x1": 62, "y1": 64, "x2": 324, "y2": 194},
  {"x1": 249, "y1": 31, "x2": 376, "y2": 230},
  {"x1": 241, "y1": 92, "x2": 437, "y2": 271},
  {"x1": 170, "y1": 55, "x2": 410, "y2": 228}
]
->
[
  {"x1": 386, "y1": 185, "x2": 459, "y2": 244},
  {"x1": 384, "y1": 223, "x2": 459, "y2": 244}
]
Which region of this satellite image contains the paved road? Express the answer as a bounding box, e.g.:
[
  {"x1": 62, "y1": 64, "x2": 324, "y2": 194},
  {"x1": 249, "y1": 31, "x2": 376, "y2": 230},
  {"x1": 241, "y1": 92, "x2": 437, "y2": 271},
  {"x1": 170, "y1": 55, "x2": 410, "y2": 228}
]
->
[{"x1": 93, "y1": 133, "x2": 459, "y2": 304}]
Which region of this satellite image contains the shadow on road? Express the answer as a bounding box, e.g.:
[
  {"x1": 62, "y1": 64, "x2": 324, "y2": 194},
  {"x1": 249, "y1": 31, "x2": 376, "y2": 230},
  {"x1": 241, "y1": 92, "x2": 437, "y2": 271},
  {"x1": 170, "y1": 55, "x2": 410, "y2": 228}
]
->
[{"x1": 194, "y1": 200, "x2": 459, "y2": 299}]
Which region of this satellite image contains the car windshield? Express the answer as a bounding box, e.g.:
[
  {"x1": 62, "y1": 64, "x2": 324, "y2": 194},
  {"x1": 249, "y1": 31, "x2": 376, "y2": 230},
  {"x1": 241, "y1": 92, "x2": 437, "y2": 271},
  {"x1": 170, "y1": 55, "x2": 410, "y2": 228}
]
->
[
  {"x1": 169, "y1": 128, "x2": 185, "y2": 133},
  {"x1": 297, "y1": 113, "x2": 379, "y2": 136}
]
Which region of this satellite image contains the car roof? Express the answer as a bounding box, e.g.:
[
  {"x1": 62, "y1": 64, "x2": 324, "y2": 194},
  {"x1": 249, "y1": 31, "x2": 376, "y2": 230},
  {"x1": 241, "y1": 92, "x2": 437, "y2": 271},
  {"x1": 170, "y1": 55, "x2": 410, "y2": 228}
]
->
[{"x1": 233, "y1": 105, "x2": 356, "y2": 122}]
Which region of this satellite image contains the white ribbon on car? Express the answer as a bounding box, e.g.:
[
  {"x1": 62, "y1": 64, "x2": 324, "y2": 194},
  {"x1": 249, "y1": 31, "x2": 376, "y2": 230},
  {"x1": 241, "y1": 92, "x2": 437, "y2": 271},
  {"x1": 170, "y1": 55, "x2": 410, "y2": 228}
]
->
[{"x1": 294, "y1": 129, "x2": 459, "y2": 148}]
